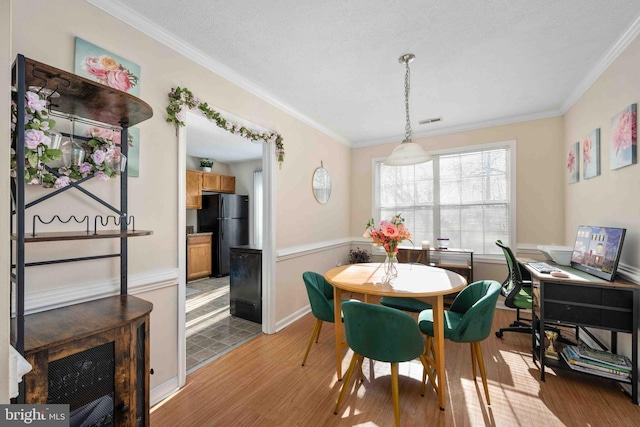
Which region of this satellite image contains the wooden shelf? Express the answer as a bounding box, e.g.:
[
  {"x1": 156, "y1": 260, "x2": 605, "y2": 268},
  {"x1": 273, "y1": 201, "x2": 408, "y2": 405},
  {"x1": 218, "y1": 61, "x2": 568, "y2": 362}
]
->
[
  {"x1": 12, "y1": 230, "x2": 153, "y2": 242},
  {"x1": 16, "y1": 56, "x2": 153, "y2": 127}
]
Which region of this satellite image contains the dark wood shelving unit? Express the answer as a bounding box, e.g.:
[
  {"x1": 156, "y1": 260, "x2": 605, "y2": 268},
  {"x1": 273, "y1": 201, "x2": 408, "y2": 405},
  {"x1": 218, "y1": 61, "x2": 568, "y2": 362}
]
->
[
  {"x1": 10, "y1": 54, "x2": 154, "y2": 425},
  {"x1": 13, "y1": 230, "x2": 153, "y2": 242}
]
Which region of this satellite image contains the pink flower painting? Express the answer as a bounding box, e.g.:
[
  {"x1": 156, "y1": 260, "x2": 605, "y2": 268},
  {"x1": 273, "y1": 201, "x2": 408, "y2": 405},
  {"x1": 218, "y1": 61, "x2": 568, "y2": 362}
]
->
[
  {"x1": 567, "y1": 142, "x2": 579, "y2": 184},
  {"x1": 583, "y1": 128, "x2": 600, "y2": 180},
  {"x1": 74, "y1": 37, "x2": 140, "y2": 97},
  {"x1": 610, "y1": 104, "x2": 637, "y2": 170}
]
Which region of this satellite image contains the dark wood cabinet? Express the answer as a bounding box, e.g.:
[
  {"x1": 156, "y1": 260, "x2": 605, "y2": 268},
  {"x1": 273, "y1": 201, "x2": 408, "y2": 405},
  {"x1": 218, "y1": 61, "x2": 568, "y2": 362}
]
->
[{"x1": 20, "y1": 296, "x2": 152, "y2": 426}]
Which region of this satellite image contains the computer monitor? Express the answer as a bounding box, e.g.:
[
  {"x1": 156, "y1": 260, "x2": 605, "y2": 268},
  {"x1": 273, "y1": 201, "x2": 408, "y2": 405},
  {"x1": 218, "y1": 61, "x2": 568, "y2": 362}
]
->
[{"x1": 570, "y1": 225, "x2": 626, "y2": 281}]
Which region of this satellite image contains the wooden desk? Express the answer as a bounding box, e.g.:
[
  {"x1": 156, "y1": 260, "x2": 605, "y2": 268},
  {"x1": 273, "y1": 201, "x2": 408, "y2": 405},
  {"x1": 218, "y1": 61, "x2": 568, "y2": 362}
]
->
[
  {"x1": 324, "y1": 262, "x2": 467, "y2": 410},
  {"x1": 397, "y1": 247, "x2": 474, "y2": 283},
  {"x1": 522, "y1": 262, "x2": 640, "y2": 403}
]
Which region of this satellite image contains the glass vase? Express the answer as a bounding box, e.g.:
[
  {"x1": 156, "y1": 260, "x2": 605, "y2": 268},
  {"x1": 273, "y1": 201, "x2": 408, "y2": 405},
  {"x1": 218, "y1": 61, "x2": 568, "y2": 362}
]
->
[{"x1": 383, "y1": 252, "x2": 398, "y2": 283}]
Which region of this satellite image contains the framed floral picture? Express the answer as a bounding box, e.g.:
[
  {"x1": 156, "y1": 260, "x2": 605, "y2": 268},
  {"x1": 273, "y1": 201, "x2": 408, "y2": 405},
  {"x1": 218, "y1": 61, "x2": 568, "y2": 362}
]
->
[
  {"x1": 74, "y1": 37, "x2": 140, "y2": 96},
  {"x1": 583, "y1": 128, "x2": 600, "y2": 179},
  {"x1": 567, "y1": 142, "x2": 579, "y2": 184},
  {"x1": 74, "y1": 37, "x2": 141, "y2": 176},
  {"x1": 610, "y1": 103, "x2": 637, "y2": 170}
]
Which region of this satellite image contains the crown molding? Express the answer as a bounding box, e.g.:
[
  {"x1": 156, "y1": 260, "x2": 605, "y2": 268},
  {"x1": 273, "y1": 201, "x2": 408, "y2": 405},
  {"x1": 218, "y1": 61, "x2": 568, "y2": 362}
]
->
[
  {"x1": 86, "y1": 0, "x2": 352, "y2": 147},
  {"x1": 561, "y1": 13, "x2": 640, "y2": 113},
  {"x1": 89, "y1": 1, "x2": 639, "y2": 150},
  {"x1": 352, "y1": 109, "x2": 563, "y2": 148}
]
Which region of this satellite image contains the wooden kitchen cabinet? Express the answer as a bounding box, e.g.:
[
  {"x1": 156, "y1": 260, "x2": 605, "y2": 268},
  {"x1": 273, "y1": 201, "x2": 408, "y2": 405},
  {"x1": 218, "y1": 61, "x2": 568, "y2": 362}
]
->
[
  {"x1": 187, "y1": 233, "x2": 212, "y2": 280},
  {"x1": 186, "y1": 170, "x2": 203, "y2": 209},
  {"x1": 220, "y1": 175, "x2": 236, "y2": 193},
  {"x1": 201, "y1": 173, "x2": 221, "y2": 191},
  {"x1": 187, "y1": 170, "x2": 235, "y2": 204},
  {"x1": 198, "y1": 170, "x2": 236, "y2": 194}
]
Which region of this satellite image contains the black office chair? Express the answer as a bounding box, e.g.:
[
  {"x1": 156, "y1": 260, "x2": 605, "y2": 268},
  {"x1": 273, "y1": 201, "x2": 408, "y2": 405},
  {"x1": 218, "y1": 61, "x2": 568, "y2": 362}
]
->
[{"x1": 494, "y1": 240, "x2": 534, "y2": 338}]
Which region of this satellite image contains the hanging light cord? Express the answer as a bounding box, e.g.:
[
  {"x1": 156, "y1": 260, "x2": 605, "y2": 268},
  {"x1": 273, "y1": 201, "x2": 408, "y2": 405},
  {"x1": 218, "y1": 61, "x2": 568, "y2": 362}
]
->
[{"x1": 403, "y1": 57, "x2": 412, "y2": 143}]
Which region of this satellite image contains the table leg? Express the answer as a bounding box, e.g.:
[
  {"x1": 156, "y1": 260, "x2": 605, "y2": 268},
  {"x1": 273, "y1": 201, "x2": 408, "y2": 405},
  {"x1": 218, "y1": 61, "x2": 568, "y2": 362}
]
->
[
  {"x1": 433, "y1": 295, "x2": 446, "y2": 410},
  {"x1": 334, "y1": 287, "x2": 343, "y2": 379}
]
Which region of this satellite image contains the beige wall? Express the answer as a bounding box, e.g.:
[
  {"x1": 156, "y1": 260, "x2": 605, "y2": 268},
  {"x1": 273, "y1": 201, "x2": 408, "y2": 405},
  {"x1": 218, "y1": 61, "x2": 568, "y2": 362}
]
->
[
  {"x1": 350, "y1": 117, "x2": 567, "y2": 250},
  {"x1": 7, "y1": 0, "x2": 352, "y2": 396},
  {"x1": 564, "y1": 35, "x2": 640, "y2": 270},
  {"x1": 1, "y1": 0, "x2": 11, "y2": 404},
  {"x1": 6, "y1": 0, "x2": 640, "y2": 404}
]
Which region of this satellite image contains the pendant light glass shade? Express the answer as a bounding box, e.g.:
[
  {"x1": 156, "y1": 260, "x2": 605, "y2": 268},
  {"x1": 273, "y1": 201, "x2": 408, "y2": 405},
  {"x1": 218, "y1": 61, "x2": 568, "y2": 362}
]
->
[
  {"x1": 384, "y1": 141, "x2": 433, "y2": 165},
  {"x1": 384, "y1": 53, "x2": 433, "y2": 166}
]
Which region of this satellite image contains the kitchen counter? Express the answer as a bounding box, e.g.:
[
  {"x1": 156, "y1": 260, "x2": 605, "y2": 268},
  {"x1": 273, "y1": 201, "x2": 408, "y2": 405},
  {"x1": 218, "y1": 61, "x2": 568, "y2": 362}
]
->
[
  {"x1": 187, "y1": 232, "x2": 213, "y2": 237},
  {"x1": 230, "y1": 244, "x2": 262, "y2": 252}
]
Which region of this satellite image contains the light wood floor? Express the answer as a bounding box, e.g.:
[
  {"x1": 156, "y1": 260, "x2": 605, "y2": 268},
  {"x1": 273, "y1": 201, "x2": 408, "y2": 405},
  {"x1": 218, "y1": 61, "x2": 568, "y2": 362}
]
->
[{"x1": 151, "y1": 306, "x2": 640, "y2": 426}]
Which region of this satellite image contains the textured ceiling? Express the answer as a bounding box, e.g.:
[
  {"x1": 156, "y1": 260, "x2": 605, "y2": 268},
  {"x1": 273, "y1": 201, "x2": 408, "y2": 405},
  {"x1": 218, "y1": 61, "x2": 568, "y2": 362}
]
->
[{"x1": 95, "y1": 0, "x2": 640, "y2": 150}]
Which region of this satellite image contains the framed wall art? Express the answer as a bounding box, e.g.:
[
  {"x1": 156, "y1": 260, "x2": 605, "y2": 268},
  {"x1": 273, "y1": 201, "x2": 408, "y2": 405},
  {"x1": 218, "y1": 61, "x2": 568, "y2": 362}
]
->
[
  {"x1": 610, "y1": 103, "x2": 637, "y2": 170},
  {"x1": 74, "y1": 37, "x2": 141, "y2": 176},
  {"x1": 567, "y1": 142, "x2": 580, "y2": 184},
  {"x1": 583, "y1": 128, "x2": 600, "y2": 179}
]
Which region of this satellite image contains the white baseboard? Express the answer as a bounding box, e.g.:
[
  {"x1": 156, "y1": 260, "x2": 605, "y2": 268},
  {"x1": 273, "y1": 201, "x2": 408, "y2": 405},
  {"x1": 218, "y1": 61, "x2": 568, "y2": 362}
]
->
[
  {"x1": 150, "y1": 375, "x2": 180, "y2": 407},
  {"x1": 275, "y1": 305, "x2": 311, "y2": 332}
]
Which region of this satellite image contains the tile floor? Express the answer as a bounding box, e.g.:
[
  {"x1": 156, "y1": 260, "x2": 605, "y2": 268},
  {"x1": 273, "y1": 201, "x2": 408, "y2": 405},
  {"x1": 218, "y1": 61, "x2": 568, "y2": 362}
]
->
[{"x1": 186, "y1": 276, "x2": 262, "y2": 372}]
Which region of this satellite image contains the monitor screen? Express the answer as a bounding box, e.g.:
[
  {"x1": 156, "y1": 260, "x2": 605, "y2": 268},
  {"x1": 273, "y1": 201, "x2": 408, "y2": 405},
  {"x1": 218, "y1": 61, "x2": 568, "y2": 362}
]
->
[{"x1": 571, "y1": 225, "x2": 626, "y2": 281}]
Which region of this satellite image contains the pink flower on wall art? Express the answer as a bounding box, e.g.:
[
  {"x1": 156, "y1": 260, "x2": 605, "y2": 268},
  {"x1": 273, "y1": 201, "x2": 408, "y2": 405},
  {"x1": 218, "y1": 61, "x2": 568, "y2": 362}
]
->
[
  {"x1": 567, "y1": 142, "x2": 579, "y2": 184},
  {"x1": 610, "y1": 103, "x2": 637, "y2": 170},
  {"x1": 74, "y1": 37, "x2": 140, "y2": 96},
  {"x1": 74, "y1": 37, "x2": 142, "y2": 176},
  {"x1": 583, "y1": 128, "x2": 600, "y2": 179}
]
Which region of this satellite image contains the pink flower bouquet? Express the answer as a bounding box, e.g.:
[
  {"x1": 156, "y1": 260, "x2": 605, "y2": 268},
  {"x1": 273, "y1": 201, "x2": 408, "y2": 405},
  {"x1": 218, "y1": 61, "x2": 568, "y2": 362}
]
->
[{"x1": 363, "y1": 214, "x2": 413, "y2": 257}]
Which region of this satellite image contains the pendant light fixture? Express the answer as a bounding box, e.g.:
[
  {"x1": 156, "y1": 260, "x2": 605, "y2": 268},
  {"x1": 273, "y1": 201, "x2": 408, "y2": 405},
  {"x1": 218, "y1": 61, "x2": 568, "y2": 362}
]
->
[{"x1": 384, "y1": 54, "x2": 433, "y2": 166}]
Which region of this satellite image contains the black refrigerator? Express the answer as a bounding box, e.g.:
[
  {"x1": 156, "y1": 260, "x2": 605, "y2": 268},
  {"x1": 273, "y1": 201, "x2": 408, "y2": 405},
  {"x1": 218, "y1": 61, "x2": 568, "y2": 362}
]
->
[{"x1": 197, "y1": 194, "x2": 249, "y2": 277}]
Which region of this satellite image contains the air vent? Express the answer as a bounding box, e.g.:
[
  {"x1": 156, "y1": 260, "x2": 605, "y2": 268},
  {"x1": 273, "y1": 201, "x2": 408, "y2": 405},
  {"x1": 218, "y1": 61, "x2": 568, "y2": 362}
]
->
[{"x1": 418, "y1": 117, "x2": 443, "y2": 125}]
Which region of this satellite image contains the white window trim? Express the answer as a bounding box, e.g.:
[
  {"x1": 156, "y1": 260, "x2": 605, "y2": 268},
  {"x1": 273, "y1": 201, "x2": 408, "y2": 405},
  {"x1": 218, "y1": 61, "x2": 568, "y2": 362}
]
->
[{"x1": 371, "y1": 139, "x2": 517, "y2": 258}]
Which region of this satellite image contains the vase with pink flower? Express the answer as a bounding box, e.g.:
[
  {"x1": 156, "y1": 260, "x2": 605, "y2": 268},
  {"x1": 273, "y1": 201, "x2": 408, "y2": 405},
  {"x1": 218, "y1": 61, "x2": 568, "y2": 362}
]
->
[{"x1": 363, "y1": 214, "x2": 413, "y2": 283}]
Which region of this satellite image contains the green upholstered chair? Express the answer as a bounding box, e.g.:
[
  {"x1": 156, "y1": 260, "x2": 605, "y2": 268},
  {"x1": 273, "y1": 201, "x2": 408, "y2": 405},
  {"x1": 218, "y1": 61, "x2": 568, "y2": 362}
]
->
[
  {"x1": 494, "y1": 240, "x2": 534, "y2": 338},
  {"x1": 334, "y1": 301, "x2": 430, "y2": 427},
  {"x1": 418, "y1": 280, "x2": 501, "y2": 405},
  {"x1": 301, "y1": 271, "x2": 337, "y2": 366},
  {"x1": 380, "y1": 263, "x2": 432, "y2": 313}
]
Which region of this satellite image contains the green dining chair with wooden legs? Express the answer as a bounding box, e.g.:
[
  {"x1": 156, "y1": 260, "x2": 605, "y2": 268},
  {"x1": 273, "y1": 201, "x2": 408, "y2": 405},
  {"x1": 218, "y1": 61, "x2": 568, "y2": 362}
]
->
[
  {"x1": 301, "y1": 271, "x2": 337, "y2": 366},
  {"x1": 334, "y1": 301, "x2": 432, "y2": 427},
  {"x1": 418, "y1": 280, "x2": 501, "y2": 405}
]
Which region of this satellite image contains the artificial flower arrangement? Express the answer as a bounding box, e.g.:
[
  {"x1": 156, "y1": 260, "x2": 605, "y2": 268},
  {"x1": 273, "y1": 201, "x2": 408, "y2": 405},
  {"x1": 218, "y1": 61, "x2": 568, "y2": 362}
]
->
[
  {"x1": 363, "y1": 214, "x2": 413, "y2": 258},
  {"x1": 166, "y1": 86, "x2": 285, "y2": 166},
  {"x1": 11, "y1": 90, "x2": 124, "y2": 189}
]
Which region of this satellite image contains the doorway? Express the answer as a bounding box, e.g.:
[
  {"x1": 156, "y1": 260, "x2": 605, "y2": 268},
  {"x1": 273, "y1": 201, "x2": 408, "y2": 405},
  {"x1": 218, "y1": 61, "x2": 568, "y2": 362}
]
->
[
  {"x1": 177, "y1": 110, "x2": 276, "y2": 384},
  {"x1": 185, "y1": 276, "x2": 262, "y2": 372}
]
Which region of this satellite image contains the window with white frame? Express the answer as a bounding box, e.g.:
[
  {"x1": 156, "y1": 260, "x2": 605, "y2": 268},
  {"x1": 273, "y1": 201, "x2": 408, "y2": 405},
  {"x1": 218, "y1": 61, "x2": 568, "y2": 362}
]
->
[{"x1": 373, "y1": 141, "x2": 514, "y2": 255}]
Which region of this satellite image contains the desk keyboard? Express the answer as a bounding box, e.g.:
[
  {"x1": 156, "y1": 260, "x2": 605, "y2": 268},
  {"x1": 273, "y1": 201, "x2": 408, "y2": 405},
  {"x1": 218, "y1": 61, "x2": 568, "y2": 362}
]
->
[{"x1": 527, "y1": 262, "x2": 561, "y2": 274}]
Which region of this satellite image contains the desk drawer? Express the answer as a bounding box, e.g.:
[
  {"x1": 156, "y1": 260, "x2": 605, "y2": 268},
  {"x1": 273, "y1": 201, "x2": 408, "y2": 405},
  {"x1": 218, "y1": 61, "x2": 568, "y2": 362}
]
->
[
  {"x1": 544, "y1": 282, "x2": 633, "y2": 310},
  {"x1": 544, "y1": 301, "x2": 634, "y2": 332}
]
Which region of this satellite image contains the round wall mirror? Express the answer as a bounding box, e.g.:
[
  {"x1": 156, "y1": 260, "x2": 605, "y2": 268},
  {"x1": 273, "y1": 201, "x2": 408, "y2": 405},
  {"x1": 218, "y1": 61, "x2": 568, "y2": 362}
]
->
[{"x1": 312, "y1": 165, "x2": 331, "y2": 204}]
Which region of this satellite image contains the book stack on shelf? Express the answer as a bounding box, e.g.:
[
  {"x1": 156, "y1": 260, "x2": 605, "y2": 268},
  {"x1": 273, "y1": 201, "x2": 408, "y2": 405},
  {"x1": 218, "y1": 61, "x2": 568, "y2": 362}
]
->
[{"x1": 560, "y1": 345, "x2": 632, "y2": 381}]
